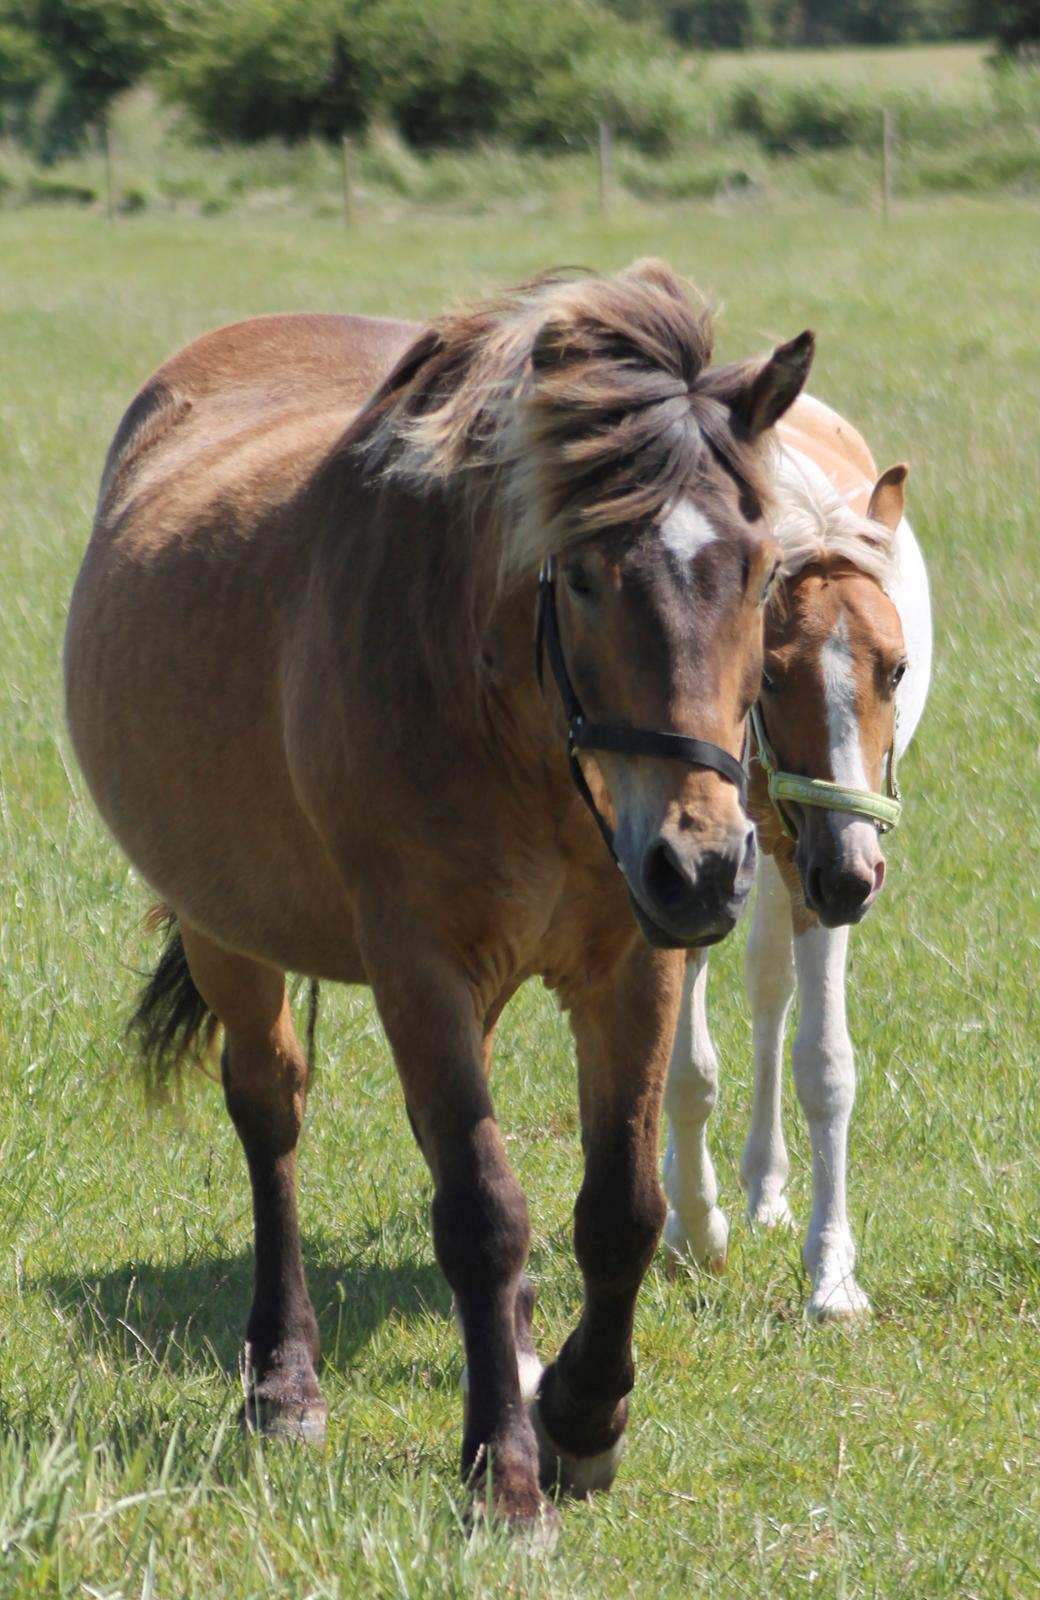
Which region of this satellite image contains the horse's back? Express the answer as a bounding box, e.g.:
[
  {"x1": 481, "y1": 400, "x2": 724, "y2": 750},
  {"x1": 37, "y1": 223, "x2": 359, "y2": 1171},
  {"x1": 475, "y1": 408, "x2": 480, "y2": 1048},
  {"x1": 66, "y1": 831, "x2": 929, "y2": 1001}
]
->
[
  {"x1": 779, "y1": 393, "x2": 878, "y2": 514},
  {"x1": 65, "y1": 312, "x2": 418, "y2": 977},
  {"x1": 96, "y1": 312, "x2": 418, "y2": 528}
]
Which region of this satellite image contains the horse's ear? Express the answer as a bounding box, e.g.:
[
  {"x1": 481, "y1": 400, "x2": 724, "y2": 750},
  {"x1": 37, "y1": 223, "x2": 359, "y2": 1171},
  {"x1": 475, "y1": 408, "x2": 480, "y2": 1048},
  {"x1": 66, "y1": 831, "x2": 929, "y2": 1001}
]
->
[
  {"x1": 707, "y1": 331, "x2": 814, "y2": 440},
  {"x1": 729, "y1": 330, "x2": 815, "y2": 437},
  {"x1": 867, "y1": 462, "x2": 909, "y2": 530}
]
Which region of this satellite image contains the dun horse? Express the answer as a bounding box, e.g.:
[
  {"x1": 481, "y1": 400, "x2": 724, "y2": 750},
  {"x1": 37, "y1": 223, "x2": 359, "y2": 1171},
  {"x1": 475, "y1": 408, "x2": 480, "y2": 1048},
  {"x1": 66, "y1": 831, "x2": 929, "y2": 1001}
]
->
[
  {"x1": 662, "y1": 392, "x2": 932, "y2": 1319},
  {"x1": 65, "y1": 261, "x2": 814, "y2": 1536}
]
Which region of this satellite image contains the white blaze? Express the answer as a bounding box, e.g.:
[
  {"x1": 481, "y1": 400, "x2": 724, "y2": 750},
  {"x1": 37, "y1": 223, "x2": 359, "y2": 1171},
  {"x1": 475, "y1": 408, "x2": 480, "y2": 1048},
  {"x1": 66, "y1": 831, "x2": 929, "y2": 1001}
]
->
[
  {"x1": 819, "y1": 611, "x2": 868, "y2": 788},
  {"x1": 661, "y1": 500, "x2": 718, "y2": 567}
]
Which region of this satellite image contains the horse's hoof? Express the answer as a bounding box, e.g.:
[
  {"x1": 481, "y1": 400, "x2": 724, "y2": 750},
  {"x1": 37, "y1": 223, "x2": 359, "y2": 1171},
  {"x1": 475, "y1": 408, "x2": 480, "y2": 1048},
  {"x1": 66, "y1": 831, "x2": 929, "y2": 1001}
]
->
[
  {"x1": 529, "y1": 1398, "x2": 624, "y2": 1499},
  {"x1": 746, "y1": 1195, "x2": 796, "y2": 1231},
  {"x1": 468, "y1": 1495, "x2": 561, "y2": 1555},
  {"x1": 242, "y1": 1394, "x2": 328, "y2": 1446},
  {"x1": 809, "y1": 1282, "x2": 872, "y2": 1324},
  {"x1": 663, "y1": 1206, "x2": 728, "y2": 1277}
]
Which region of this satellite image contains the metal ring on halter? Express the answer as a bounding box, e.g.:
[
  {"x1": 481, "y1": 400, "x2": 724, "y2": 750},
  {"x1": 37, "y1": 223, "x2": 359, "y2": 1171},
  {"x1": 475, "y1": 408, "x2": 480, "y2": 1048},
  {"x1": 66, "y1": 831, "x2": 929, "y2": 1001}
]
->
[
  {"x1": 749, "y1": 701, "x2": 902, "y2": 839},
  {"x1": 535, "y1": 558, "x2": 749, "y2": 869}
]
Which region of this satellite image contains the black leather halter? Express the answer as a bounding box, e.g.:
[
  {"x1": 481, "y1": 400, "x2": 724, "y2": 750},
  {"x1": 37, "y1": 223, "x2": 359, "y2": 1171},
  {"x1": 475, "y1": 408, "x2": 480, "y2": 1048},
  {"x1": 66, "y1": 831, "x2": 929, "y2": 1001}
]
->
[{"x1": 535, "y1": 557, "x2": 748, "y2": 867}]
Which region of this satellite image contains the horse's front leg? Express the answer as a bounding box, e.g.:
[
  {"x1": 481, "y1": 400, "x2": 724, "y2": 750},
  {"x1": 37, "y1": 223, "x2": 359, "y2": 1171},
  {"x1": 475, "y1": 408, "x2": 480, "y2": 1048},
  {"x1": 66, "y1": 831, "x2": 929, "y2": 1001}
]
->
[
  {"x1": 792, "y1": 921, "x2": 871, "y2": 1321},
  {"x1": 362, "y1": 929, "x2": 552, "y2": 1539},
  {"x1": 740, "y1": 851, "x2": 798, "y2": 1226},
  {"x1": 661, "y1": 951, "x2": 729, "y2": 1272},
  {"x1": 534, "y1": 943, "x2": 683, "y2": 1494}
]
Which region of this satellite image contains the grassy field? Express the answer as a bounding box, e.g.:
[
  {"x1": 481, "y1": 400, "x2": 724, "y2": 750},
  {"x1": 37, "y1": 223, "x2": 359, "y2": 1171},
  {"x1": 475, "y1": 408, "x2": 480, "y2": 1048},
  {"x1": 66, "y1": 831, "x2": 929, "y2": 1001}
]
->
[
  {"x1": 705, "y1": 40, "x2": 989, "y2": 89},
  {"x1": 1, "y1": 198, "x2": 1038, "y2": 1597}
]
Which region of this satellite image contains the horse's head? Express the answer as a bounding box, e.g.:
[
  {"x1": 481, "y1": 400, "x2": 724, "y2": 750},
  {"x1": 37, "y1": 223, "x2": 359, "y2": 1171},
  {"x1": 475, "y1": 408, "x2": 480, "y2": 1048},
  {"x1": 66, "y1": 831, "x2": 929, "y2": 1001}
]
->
[
  {"x1": 519, "y1": 267, "x2": 815, "y2": 948},
  {"x1": 758, "y1": 465, "x2": 909, "y2": 927}
]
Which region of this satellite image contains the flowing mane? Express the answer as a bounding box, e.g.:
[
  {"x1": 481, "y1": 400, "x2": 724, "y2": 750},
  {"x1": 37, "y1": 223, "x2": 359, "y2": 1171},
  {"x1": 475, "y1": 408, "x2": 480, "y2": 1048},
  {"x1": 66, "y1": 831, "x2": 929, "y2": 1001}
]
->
[
  {"x1": 769, "y1": 442, "x2": 898, "y2": 589},
  {"x1": 346, "y1": 259, "x2": 774, "y2": 583}
]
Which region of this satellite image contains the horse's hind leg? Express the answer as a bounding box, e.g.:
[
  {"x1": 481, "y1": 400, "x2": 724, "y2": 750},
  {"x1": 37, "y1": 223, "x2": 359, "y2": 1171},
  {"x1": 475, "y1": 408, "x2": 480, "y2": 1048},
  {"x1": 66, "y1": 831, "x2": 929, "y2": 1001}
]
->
[
  {"x1": 178, "y1": 923, "x2": 326, "y2": 1440},
  {"x1": 533, "y1": 942, "x2": 683, "y2": 1495}
]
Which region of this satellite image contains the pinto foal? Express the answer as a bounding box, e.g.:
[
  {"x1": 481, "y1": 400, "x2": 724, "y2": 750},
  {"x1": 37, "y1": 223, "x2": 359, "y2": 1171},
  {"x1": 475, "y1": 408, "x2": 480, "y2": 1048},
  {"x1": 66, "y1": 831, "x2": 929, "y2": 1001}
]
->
[{"x1": 663, "y1": 393, "x2": 932, "y2": 1319}]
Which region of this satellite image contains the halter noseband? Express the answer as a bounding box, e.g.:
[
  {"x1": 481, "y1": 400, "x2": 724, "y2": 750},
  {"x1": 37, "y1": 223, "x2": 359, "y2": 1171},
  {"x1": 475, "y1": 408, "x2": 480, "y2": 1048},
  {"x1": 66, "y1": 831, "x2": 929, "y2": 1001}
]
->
[
  {"x1": 749, "y1": 701, "x2": 902, "y2": 838},
  {"x1": 535, "y1": 557, "x2": 748, "y2": 867}
]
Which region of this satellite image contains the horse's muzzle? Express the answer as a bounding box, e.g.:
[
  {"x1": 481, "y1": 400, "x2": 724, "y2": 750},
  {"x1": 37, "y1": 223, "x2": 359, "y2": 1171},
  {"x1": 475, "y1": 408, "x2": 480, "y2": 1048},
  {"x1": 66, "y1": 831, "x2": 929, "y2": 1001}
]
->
[
  {"x1": 798, "y1": 815, "x2": 886, "y2": 928},
  {"x1": 628, "y1": 828, "x2": 756, "y2": 949}
]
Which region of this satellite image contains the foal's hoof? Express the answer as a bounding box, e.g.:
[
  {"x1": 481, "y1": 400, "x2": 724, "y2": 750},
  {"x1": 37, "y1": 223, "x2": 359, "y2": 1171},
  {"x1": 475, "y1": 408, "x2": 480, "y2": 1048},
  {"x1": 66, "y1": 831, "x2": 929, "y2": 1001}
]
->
[
  {"x1": 808, "y1": 1277, "x2": 872, "y2": 1324},
  {"x1": 529, "y1": 1398, "x2": 624, "y2": 1499},
  {"x1": 242, "y1": 1393, "x2": 328, "y2": 1446},
  {"x1": 663, "y1": 1205, "x2": 729, "y2": 1278}
]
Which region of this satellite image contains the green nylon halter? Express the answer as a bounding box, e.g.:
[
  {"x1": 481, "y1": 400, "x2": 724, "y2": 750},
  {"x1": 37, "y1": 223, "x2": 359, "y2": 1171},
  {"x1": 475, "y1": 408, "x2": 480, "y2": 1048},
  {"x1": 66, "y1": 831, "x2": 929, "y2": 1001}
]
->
[{"x1": 749, "y1": 702, "x2": 902, "y2": 839}]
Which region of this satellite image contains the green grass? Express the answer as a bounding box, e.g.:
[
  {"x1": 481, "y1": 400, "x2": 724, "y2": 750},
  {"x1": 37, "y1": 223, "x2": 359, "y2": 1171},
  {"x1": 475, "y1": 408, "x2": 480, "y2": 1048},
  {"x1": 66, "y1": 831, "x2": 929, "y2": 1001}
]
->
[
  {"x1": 1, "y1": 199, "x2": 1039, "y2": 1596},
  {"x1": 705, "y1": 40, "x2": 990, "y2": 91}
]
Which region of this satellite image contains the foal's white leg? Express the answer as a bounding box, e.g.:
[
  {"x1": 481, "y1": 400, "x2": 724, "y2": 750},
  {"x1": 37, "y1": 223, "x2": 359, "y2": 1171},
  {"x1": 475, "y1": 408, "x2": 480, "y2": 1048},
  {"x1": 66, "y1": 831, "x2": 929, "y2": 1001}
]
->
[
  {"x1": 791, "y1": 922, "x2": 871, "y2": 1321},
  {"x1": 662, "y1": 953, "x2": 728, "y2": 1270},
  {"x1": 740, "y1": 852, "x2": 797, "y2": 1228}
]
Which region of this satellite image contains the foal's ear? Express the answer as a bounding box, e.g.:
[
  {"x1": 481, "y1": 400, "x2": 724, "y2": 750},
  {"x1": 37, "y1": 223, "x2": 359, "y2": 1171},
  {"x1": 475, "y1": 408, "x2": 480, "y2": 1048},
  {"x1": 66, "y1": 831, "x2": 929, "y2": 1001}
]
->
[
  {"x1": 729, "y1": 330, "x2": 815, "y2": 437},
  {"x1": 867, "y1": 462, "x2": 909, "y2": 531}
]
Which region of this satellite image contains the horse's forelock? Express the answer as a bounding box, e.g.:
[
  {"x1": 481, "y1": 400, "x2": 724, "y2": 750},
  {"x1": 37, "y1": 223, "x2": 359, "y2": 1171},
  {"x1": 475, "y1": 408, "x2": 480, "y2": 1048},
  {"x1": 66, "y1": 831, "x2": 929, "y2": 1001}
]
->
[{"x1": 348, "y1": 262, "x2": 768, "y2": 581}]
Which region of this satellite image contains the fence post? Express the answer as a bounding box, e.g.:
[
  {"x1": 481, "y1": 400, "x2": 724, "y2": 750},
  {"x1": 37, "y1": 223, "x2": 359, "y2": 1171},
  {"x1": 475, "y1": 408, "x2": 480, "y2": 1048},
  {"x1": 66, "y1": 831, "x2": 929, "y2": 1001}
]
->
[
  {"x1": 341, "y1": 134, "x2": 355, "y2": 227},
  {"x1": 102, "y1": 112, "x2": 116, "y2": 224},
  {"x1": 881, "y1": 108, "x2": 895, "y2": 223},
  {"x1": 598, "y1": 118, "x2": 613, "y2": 214}
]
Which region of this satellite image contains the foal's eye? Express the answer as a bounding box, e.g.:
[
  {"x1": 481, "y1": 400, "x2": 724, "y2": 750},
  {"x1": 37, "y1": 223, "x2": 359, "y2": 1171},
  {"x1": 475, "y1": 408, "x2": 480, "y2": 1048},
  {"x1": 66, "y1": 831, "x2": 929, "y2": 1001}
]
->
[
  {"x1": 761, "y1": 669, "x2": 777, "y2": 693},
  {"x1": 564, "y1": 563, "x2": 593, "y2": 599},
  {"x1": 892, "y1": 658, "x2": 908, "y2": 688}
]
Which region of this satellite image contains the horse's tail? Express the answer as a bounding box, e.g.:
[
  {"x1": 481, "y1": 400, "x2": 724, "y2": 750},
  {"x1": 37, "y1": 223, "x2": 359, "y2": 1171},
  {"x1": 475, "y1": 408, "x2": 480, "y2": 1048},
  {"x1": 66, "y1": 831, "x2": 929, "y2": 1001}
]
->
[
  {"x1": 129, "y1": 905, "x2": 322, "y2": 1098},
  {"x1": 129, "y1": 904, "x2": 219, "y2": 1098}
]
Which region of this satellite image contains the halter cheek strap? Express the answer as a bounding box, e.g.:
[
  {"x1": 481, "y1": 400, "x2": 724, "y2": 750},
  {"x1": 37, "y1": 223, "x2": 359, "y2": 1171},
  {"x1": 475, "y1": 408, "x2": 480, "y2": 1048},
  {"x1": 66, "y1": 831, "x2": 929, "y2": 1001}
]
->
[
  {"x1": 749, "y1": 701, "x2": 902, "y2": 838},
  {"x1": 535, "y1": 558, "x2": 748, "y2": 867}
]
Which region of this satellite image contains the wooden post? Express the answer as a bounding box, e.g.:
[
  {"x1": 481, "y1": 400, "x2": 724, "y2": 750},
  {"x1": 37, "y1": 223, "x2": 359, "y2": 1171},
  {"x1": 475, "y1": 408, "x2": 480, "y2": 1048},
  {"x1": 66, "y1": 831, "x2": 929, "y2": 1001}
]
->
[
  {"x1": 341, "y1": 133, "x2": 355, "y2": 227},
  {"x1": 102, "y1": 112, "x2": 116, "y2": 225},
  {"x1": 881, "y1": 108, "x2": 894, "y2": 224},
  {"x1": 598, "y1": 118, "x2": 613, "y2": 214}
]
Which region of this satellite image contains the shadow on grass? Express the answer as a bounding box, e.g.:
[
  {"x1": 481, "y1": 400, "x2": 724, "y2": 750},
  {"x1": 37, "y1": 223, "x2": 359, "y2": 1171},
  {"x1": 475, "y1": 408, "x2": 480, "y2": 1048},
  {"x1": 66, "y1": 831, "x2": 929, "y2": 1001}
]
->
[{"x1": 38, "y1": 1238, "x2": 452, "y2": 1380}]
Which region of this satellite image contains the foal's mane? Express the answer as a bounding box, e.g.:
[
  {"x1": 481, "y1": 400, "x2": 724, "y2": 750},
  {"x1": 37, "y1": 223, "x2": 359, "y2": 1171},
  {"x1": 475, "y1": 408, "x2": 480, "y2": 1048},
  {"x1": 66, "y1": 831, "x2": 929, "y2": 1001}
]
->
[
  {"x1": 770, "y1": 443, "x2": 897, "y2": 590},
  {"x1": 345, "y1": 260, "x2": 772, "y2": 584}
]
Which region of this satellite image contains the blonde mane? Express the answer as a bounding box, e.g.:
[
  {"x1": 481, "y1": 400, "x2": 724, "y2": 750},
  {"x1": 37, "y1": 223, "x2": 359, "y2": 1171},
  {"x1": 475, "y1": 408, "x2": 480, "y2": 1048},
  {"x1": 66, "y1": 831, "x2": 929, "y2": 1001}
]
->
[
  {"x1": 347, "y1": 260, "x2": 773, "y2": 584},
  {"x1": 769, "y1": 443, "x2": 897, "y2": 589}
]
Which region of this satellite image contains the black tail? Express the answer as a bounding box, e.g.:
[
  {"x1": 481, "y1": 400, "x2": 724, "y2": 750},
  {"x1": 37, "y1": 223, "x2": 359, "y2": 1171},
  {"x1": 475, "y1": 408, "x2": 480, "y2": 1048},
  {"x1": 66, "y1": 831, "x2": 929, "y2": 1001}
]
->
[
  {"x1": 129, "y1": 907, "x2": 218, "y2": 1099},
  {"x1": 130, "y1": 907, "x2": 322, "y2": 1099}
]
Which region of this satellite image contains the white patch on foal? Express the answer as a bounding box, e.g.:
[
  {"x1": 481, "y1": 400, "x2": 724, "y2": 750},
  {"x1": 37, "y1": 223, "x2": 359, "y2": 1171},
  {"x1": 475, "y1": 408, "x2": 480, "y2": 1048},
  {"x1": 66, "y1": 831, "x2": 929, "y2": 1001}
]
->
[
  {"x1": 819, "y1": 610, "x2": 869, "y2": 789},
  {"x1": 661, "y1": 500, "x2": 718, "y2": 568}
]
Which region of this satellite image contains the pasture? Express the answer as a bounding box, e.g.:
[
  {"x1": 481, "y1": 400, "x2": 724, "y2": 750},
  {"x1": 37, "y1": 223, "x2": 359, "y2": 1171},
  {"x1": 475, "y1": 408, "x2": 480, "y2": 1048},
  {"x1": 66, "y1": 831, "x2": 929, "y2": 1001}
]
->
[{"x1": 1, "y1": 198, "x2": 1038, "y2": 1596}]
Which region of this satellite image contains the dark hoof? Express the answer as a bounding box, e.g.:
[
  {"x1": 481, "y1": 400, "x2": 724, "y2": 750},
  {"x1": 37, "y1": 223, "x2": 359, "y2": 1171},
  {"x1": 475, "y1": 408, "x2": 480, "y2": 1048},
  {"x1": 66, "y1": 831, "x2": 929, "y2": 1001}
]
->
[
  {"x1": 467, "y1": 1492, "x2": 561, "y2": 1555},
  {"x1": 242, "y1": 1393, "x2": 328, "y2": 1446},
  {"x1": 529, "y1": 1398, "x2": 624, "y2": 1498}
]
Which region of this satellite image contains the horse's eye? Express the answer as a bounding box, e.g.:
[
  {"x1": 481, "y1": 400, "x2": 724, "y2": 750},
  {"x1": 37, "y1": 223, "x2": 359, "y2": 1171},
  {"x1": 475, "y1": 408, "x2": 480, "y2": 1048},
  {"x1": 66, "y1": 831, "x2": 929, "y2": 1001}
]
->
[
  {"x1": 761, "y1": 669, "x2": 776, "y2": 693},
  {"x1": 761, "y1": 562, "x2": 781, "y2": 605},
  {"x1": 892, "y1": 658, "x2": 908, "y2": 688},
  {"x1": 564, "y1": 563, "x2": 593, "y2": 599}
]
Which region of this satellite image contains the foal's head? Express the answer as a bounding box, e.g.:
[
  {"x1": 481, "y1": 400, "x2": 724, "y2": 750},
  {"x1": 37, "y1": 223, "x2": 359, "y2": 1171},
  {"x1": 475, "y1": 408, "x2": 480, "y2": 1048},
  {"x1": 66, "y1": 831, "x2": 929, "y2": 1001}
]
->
[{"x1": 760, "y1": 461, "x2": 909, "y2": 927}]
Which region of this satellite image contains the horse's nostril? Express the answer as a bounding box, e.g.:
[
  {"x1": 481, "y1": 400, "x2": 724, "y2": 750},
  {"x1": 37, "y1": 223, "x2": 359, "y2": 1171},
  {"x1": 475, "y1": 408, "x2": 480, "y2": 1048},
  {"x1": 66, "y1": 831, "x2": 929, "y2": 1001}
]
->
[
  {"x1": 643, "y1": 840, "x2": 691, "y2": 911},
  {"x1": 741, "y1": 828, "x2": 756, "y2": 876}
]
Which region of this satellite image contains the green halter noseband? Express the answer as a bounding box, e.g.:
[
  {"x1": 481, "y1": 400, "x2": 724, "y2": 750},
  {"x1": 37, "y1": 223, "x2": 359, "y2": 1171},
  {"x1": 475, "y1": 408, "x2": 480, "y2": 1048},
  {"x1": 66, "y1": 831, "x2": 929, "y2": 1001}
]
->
[{"x1": 749, "y1": 702, "x2": 902, "y2": 839}]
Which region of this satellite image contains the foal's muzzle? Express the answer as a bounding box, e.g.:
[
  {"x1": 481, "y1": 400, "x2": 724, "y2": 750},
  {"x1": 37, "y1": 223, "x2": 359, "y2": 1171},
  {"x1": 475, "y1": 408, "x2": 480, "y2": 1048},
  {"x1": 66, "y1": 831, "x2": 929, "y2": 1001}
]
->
[{"x1": 797, "y1": 814, "x2": 886, "y2": 929}]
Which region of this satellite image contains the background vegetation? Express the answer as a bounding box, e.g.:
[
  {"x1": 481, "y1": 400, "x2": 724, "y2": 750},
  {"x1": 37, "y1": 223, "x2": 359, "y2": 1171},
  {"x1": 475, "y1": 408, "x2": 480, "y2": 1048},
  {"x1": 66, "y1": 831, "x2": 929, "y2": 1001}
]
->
[
  {"x1": 1, "y1": 193, "x2": 1038, "y2": 1596},
  {"x1": 0, "y1": 0, "x2": 1037, "y2": 209}
]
